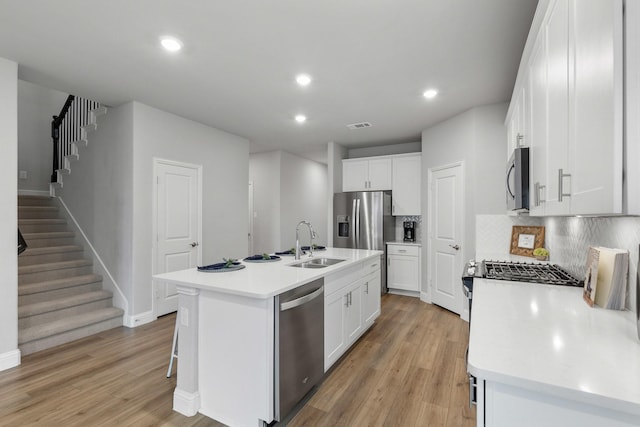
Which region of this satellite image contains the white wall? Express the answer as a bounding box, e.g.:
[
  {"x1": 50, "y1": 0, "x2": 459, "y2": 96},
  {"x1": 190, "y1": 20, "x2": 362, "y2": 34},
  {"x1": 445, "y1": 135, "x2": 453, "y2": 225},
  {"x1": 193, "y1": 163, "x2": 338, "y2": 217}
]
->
[
  {"x1": 56, "y1": 102, "x2": 134, "y2": 314},
  {"x1": 17, "y1": 81, "x2": 68, "y2": 193},
  {"x1": 347, "y1": 141, "x2": 422, "y2": 158},
  {"x1": 327, "y1": 142, "x2": 348, "y2": 246},
  {"x1": 132, "y1": 102, "x2": 250, "y2": 315},
  {"x1": 280, "y1": 151, "x2": 328, "y2": 249},
  {"x1": 421, "y1": 103, "x2": 508, "y2": 296},
  {"x1": 249, "y1": 151, "x2": 281, "y2": 253},
  {"x1": 249, "y1": 150, "x2": 328, "y2": 253},
  {"x1": 0, "y1": 57, "x2": 19, "y2": 370}
]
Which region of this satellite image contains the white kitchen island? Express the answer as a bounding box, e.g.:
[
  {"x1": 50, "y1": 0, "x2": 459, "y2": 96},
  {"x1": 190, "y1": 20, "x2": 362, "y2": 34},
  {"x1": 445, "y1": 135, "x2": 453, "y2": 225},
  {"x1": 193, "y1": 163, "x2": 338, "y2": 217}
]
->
[
  {"x1": 468, "y1": 279, "x2": 640, "y2": 426},
  {"x1": 154, "y1": 248, "x2": 383, "y2": 427}
]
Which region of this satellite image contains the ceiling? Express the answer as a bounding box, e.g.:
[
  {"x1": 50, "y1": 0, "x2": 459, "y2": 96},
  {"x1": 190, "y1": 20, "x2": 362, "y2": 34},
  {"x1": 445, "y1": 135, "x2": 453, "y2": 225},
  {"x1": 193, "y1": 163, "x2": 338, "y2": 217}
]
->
[{"x1": 0, "y1": 0, "x2": 537, "y2": 163}]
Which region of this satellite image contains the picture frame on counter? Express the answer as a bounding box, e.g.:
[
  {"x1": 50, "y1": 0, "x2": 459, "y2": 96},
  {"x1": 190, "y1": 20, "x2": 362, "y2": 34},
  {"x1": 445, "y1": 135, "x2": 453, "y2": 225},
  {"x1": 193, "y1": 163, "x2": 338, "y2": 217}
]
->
[{"x1": 509, "y1": 225, "x2": 545, "y2": 257}]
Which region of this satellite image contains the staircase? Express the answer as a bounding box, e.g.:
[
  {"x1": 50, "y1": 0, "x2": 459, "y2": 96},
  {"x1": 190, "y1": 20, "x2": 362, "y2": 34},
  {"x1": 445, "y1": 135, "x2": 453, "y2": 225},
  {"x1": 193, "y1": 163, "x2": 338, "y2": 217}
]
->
[{"x1": 18, "y1": 195, "x2": 123, "y2": 355}]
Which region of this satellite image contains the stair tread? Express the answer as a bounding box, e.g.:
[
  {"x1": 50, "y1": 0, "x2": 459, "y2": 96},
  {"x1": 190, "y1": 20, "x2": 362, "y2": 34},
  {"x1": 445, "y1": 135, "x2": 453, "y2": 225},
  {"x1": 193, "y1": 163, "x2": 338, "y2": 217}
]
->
[
  {"x1": 19, "y1": 290, "x2": 112, "y2": 318},
  {"x1": 23, "y1": 231, "x2": 74, "y2": 239},
  {"x1": 20, "y1": 245, "x2": 83, "y2": 256},
  {"x1": 19, "y1": 219, "x2": 66, "y2": 224},
  {"x1": 19, "y1": 259, "x2": 92, "y2": 275},
  {"x1": 19, "y1": 307, "x2": 124, "y2": 344},
  {"x1": 19, "y1": 274, "x2": 102, "y2": 295},
  {"x1": 18, "y1": 206, "x2": 58, "y2": 210}
]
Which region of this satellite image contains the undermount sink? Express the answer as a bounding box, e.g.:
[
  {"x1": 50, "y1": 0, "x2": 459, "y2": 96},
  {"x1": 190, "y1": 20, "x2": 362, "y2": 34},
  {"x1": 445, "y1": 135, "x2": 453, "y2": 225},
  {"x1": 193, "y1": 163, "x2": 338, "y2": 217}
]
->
[{"x1": 289, "y1": 258, "x2": 345, "y2": 269}]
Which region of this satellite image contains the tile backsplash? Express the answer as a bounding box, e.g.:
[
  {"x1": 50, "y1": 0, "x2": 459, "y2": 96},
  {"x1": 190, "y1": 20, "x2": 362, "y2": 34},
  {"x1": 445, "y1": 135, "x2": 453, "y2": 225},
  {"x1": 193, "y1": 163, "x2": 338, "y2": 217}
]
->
[{"x1": 476, "y1": 214, "x2": 640, "y2": 312}]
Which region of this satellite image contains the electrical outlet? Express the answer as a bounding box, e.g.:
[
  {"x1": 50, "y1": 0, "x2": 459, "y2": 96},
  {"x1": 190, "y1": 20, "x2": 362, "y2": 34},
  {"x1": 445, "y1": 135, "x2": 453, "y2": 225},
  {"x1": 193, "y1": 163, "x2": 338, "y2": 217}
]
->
[{"x1": 19, "y1": 170, "x2": 27, "y2": 180}]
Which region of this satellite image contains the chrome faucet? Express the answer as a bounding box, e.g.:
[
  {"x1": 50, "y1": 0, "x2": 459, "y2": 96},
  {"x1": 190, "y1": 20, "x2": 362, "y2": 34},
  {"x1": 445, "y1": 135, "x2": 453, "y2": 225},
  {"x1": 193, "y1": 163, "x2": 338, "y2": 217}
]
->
[{"x1": 295, "y1": 220, "x2": 317, "y2": 260}]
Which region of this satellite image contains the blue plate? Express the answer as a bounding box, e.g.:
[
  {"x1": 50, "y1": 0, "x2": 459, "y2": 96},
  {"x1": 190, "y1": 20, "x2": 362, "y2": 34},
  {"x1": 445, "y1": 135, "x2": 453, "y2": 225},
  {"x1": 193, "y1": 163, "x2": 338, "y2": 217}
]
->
[
  {"x1": 197, "y1": 262, "x2": 245, "y2": 272},
  {"x1": 243, "y1": 255, "x2": 282, "y2": 262}
]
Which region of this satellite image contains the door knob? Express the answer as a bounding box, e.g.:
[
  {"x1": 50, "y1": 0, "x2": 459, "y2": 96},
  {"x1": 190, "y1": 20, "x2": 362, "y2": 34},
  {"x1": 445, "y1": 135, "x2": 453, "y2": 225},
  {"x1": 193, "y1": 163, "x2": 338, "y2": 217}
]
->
[
  {"x1": 190, "y1": 242, "x2": 199, "y2": 247},
  {"x1": 449, "y1": 244, "x2": 460, "y2": 250}
]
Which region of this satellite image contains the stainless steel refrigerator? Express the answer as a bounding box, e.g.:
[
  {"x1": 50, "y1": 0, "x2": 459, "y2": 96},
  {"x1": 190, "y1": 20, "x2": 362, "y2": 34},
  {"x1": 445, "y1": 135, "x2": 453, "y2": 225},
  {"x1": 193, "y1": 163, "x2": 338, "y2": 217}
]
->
[{"x1": 333, "y1": 191, "x2": 394, "y2": 293}]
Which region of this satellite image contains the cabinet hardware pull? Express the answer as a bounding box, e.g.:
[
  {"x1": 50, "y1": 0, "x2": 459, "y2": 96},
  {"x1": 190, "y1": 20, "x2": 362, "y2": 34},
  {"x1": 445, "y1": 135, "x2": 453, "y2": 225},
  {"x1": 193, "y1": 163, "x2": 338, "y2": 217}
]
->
[
  {"x1": 534, "y1": 182, "x2": 540, "y2": 207},
  {"x1": 345, "y1": 294, "x2": 349, "y2": 307},
  {"x1": 365, "y1": 283, "x2": 369, "y2": 294},
  {"x1": 558, "y1": 169, "x2": 571, "y2": 202},
  {"x1": 449, "y1": 244, "x2": 460, "y2": 251},
  {"x1": 371, "y1": 263, "x2": 377, "y2": 268},
  {"x1": 190, "y1": 242, "x2": 199, "y2": 247},
  {"x1": 398, "y1": 249, "x2": 407, "y2": 253}
]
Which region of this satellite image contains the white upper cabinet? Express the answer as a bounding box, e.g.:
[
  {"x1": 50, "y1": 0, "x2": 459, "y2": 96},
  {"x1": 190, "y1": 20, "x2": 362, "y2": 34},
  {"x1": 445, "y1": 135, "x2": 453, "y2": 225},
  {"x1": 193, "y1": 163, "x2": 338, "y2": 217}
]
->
[
  {"x1": 508, "y1": 0, "x2": 623, "y2": 216},
  {"x1": 569, "y1": 0, "x2": 623, "y2": 215},
  {"x1": 342, "y1": 157, "x2": 392, "y2": 192},
  {"x1": 392, "y1": 154, "x2": 421, "y2": 216}
]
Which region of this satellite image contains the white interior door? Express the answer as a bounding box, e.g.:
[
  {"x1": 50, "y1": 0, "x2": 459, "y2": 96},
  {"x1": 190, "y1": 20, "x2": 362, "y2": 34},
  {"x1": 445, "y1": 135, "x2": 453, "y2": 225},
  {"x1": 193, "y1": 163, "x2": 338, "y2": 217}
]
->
[
  {"x1": 428, "y1": 163, "x2": 464, "y2": 315},
  {"x1": 155, "y1": 160, "x2": 201, "y2": 316}
]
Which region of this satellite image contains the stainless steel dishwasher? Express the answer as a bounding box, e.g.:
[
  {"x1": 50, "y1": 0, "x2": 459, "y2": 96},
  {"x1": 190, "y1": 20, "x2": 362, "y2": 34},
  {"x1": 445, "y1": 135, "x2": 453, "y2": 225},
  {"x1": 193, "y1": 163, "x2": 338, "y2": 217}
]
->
[{"x1": 274, "y1": 278, "x2": 324, "y2": 421}]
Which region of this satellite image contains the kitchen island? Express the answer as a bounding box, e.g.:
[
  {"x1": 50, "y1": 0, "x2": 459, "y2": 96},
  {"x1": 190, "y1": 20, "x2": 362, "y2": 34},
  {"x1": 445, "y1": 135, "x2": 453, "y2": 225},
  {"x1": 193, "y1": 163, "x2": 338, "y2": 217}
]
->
[
  {"x1": 154, "y1": 247, "x2": 383, "y2": 427},
  {"x1": 468, "y1": 279, "x2": 640, "y2": 426}
]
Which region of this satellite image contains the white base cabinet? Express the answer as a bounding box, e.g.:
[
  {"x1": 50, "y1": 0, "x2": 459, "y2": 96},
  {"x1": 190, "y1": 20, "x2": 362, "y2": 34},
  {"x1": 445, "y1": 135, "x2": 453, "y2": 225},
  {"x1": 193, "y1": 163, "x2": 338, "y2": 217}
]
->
[
  {"x1": 477, "y1": 380, "x2": 640, "y2": 427},
  {"x1": 324, "y1": 261, "x2": 381, "y2": 371},
  {"x1": 387, "y1": 244, "x2": 421, "y2": 293}
]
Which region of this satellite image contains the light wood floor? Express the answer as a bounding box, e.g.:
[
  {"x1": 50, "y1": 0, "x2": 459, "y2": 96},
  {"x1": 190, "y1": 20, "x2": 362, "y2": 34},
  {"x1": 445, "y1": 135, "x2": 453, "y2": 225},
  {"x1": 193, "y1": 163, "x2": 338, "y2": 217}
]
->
[{"x1": 0, "y1": 294, "x2": 474, "y2": 426}]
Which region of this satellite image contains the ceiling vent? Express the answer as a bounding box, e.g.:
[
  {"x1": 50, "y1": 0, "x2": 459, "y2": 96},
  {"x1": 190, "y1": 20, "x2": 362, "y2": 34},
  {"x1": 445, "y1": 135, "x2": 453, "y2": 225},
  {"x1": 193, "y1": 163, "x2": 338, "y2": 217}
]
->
[{"x1": 346, "y1": 122, "x2": 372, "y2": 130}]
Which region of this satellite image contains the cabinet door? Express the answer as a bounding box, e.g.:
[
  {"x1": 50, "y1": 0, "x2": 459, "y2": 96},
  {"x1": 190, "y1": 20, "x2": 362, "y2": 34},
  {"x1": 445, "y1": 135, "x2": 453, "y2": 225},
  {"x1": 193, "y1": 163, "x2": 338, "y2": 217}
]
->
[
  {"x1": 368, "y1": 158, "x2": 392, "y2": 191},
  {"x1": 387, "y1": 254, "x2": 419, "y2": 291},
  {"x1": 544, "y1": 0, "x2": 571, "y2": 215},
  {"x1": 362, "y1": 271, "x2": 381, "y2": 326},
  {"x1": 392, "y1": 155, "x2": 421, "y2": 216},
  {"x1": 569, "y1": 0, "x2": 623, "y2": 215},
  {"x1": 324, "y1": 290, "x2": 347, "y2": 371},
  {"x1": 345, "y1": 282, "x2": 363, "y2": 344},
  {"x1": 343, "y1": 160, "x2": 369, "y2": 192},
  {"x1": 528, "y1": 34, "x2": 548, "y2": 216}
]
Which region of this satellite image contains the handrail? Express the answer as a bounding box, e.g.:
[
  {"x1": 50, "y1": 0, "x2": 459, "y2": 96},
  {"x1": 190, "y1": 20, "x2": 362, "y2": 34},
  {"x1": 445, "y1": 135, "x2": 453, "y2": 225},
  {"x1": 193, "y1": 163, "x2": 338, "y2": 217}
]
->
[{"x1": 50, "y1": 95, "x2": 100, "y2": 183}]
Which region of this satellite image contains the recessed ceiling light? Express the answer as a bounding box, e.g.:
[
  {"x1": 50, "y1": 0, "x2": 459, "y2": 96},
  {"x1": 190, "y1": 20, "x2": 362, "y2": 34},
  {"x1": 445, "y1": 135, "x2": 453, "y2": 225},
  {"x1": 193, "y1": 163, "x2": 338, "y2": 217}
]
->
[
  {"x1": 296, "y1": 74, "x2": 312, "y2": 86},
  {"x1": 423, "y1": 89, "x2": 438, "y2": 99},
  {"x1": 295, "y1": 114, "x2": 307, "y2": 123},
  {"x1": 160, "y1": 36, "x2": 183, "y2": 52}
]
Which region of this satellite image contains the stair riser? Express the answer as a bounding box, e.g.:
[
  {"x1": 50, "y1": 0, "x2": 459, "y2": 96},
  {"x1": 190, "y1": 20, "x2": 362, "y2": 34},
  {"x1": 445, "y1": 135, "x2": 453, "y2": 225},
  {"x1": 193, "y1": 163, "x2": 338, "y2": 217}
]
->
[
  {"x1": 19, "y1": 265, "x2": 93, "y2": 285},
  {"x1": 19, "y1": 298, "x2": 113, "y2": 328},
  {"x1": 18, "y1": 208, "x2": 59, "y2": 219},
  {"x1": 24, "y1": 237, "x2": 76, "y2": 248},
  {"x1": 17, "y1": 197, "x2": 54, "y2": 206},
  {"x1": 19, "y1": 283, "x2": 103, "y2": 305},
  {"x1": 20, "y1": 316, "x2": 123, "y2": 356},
  {"x1": 19, "y1": 251, "x2": 84, "y2": 266},
  {"x1": 19, "y1": 223, "x2": 68, "y2": 233}
]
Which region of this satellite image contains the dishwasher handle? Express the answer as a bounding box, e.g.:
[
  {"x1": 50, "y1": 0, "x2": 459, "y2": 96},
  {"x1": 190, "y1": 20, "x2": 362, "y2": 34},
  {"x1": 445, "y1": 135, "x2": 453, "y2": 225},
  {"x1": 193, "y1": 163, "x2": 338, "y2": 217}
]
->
[{"x1": 280, "y1": 286, "x2": 324, "y2": 311}]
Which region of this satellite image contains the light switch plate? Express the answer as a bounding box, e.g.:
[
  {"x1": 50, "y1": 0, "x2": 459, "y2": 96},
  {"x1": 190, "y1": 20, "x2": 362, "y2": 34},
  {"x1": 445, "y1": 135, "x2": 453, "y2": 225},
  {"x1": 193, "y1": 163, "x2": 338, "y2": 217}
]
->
[{"x1": 19, "y1": 170, "x2": 27, "y2": 180}]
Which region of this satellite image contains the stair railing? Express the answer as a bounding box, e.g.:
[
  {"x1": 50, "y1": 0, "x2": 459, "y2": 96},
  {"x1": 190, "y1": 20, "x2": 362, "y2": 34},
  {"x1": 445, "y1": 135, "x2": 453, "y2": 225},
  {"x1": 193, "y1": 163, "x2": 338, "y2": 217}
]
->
[{"x1": 50, "y1": 95, "x2": 101, "y2": 183}]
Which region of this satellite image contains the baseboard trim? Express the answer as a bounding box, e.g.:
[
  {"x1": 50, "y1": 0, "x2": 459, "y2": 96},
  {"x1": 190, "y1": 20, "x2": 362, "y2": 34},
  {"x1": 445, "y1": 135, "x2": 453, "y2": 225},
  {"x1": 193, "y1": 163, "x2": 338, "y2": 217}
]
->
[
  {"x1": 388, "y1": 289, "x2": 420, "y2": 298},
  {"x1": 173, "y1": 388, "x2": 201, "y2": 416},
  {"x1": 0, "y1": 349, "x2": 21, "y2": 372},
  {"x1": 123, "y1": 311, "x2": 155, "y2": 328},
  {"x1": 17, "y1": 189, "x2": 49, "y2": 197},
  {"x1": 420, "y1": 291, "x2": 431, "y2": 304}
]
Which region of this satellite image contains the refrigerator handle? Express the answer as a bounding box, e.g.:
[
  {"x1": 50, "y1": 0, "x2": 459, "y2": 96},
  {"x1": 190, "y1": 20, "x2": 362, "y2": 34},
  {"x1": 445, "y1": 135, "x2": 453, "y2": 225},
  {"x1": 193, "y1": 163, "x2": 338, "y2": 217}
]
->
[
  {"x1": 351, "y1": 199, "x2": 358, "y2": 249},
  {"x1": 355, "y1": 198, "x2": 361, "y2": 248}
]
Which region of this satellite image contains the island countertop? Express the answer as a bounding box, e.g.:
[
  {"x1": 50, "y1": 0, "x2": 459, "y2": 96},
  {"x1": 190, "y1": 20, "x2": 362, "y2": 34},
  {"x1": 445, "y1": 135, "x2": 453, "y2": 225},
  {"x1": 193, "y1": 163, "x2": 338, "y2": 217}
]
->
[
  {"x1": 154, "y1": 247, "x2": 383, "y2": 299},
  {"x1": 467, "y1": 278, "x2": 640, "y2": 416}
]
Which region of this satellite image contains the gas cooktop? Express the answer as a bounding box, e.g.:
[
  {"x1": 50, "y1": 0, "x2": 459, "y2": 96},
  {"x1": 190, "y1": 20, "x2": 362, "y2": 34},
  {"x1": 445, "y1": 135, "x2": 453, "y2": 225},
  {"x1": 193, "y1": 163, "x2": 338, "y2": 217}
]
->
[{"x1": 482, "y1": 261, "x2": 582, "y2": 287}]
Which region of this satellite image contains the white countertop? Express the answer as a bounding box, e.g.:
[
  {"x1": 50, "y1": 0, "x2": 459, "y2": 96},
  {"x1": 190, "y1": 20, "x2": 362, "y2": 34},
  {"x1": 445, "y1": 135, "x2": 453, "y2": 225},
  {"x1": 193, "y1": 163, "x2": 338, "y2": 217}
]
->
[
  {"x1": 154, "y1": 247, "x2": 382, "y2": 299},
  {"x1": 468, "y1": 279, "x2": 640, "y2": 416},
  {"x1": 386, "y1": 241, "x2": 422, "y2": 247}
]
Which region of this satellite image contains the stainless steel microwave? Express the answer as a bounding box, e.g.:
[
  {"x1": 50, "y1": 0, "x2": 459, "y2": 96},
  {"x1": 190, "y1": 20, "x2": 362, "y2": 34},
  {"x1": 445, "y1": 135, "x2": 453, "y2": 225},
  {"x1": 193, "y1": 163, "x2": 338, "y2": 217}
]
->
[{"x1": 506, "y1": 147, "x2": 529, "y2": 211}]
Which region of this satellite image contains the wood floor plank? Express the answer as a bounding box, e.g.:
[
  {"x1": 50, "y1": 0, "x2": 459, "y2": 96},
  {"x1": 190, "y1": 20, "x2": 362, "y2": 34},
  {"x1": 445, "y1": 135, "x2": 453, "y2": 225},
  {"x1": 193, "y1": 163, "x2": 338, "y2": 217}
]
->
[{"x1": 0, "y1": 294, "x2": 474, "y2": 426}]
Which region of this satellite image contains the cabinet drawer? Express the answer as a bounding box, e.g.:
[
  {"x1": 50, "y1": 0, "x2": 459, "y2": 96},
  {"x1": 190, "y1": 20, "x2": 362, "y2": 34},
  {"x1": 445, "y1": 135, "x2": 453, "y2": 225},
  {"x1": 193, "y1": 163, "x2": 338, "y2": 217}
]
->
[
  {"x1": 325, "y1": 263, "x2": 363, "y2": 296},
  {"x1": 362, "y1": 257, "x2": 382, "y2": 276},
  {"x1": 387, "y1": 245, "x2": 419, "y2": 256}
]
